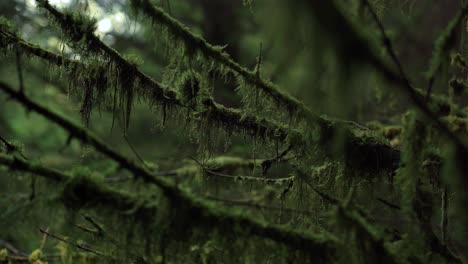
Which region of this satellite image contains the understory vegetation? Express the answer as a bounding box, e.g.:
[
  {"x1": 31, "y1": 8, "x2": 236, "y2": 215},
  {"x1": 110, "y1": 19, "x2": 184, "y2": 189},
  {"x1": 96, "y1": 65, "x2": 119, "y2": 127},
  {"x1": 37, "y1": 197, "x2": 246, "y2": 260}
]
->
[{"x1": 1, "y1": 0, "x2": 468, "y2": 263}]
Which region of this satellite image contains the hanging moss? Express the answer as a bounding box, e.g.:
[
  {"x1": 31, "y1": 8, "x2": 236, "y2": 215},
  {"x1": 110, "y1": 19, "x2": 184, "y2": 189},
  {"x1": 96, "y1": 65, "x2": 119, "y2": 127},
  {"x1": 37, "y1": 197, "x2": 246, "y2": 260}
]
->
[{"x1": 127, "y1": 0, "x2": 325, "y2": 128}]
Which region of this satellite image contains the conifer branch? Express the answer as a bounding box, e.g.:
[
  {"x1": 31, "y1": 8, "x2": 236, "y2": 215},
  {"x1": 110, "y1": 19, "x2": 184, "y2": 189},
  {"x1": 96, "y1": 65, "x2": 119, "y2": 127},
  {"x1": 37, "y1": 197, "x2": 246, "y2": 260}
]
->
[{"x1": 0, "y1": 83, "x2": 338, "y2": 257}]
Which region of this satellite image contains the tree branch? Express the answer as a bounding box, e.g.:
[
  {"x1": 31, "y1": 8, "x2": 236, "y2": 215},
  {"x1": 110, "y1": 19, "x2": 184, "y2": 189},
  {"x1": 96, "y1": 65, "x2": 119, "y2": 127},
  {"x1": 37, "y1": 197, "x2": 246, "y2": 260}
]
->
[
  {"x1": 0, "y1": 83, "x2": 338, "y2": 257},
  {"x1": 0, "y1": 22, "x2": 401, "y2": 173},
  {"x1": 128, "y1": 0, "x2": 319, "y2": 123}
]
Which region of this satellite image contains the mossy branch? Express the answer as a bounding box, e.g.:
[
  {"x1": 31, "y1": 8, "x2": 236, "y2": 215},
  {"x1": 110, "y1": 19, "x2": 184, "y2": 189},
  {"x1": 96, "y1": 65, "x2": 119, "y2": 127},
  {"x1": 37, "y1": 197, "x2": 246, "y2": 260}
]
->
[
  {"x1": 0, "y1": 19, "x2": 401, "y2": 173},
  {"x1": 0, "y1": 23, "x2": 296, "y2": 143},
  {"x1": 0, "y1": 153, "x2": 152, "y2": 213},
  {"x1": 29, "y1": 2, "x2": 314, "y2": 144},
  {"x1": 130, "y1": 0, "x2": 406, "y2": 172},
  {"x1": 0, "y1": 23, "x2": 70, "y2": 67},
  {"x1": 0, "y1": 82, "x2": 338, "y2": 257},
  {"x1": 128, "y1": 0, "x2": 319, "y2": 122}
]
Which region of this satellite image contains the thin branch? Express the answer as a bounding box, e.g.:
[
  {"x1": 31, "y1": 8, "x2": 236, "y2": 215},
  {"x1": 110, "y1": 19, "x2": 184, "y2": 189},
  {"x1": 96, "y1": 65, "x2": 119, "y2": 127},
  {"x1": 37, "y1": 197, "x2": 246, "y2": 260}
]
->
[
  {"x1": 0, "y1": 135, "x2": 27, "y2": 160},
  {"x1": 441, "y1": 187, "x2": 448, "y2": 244},
  {"x1": 261, "y1": 144, "x2": 294, "y2": 176},
  {"x1": 39, "y1": 228, "x2": 103, "y2": 256},
  {"x1": 376, "y1": 197, "x2": 401, "y2": 210},
  {"x1": 15, "y1": 45, "x2": 24, "y2": 94},
  {"x1": 39, "y1": 227, "x2": 49, "y2": 250},
  {"x1": 362, "y1": 0, "x2": 410, "y2": 85},
  {"x1": 190, "y1": 157, "x2": 294, "y2": 183},
  {"x1": 81, "y1": 214, "x2": 105, "y2": 237},
  {"x1": 123, "y1": 134, "x2": 151, "y2": 170},
  {"x1": 0, "y1": 135, "x2": 13, "y2": 151},
  {"x1": 0, "y1": 240, "x2": 27, "y2": 256}
]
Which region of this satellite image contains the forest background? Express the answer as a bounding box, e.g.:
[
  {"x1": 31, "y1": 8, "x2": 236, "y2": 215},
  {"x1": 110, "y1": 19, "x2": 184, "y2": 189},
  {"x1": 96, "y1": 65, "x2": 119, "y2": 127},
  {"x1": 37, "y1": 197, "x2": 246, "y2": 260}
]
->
[{"x1": 1, "y1": 0, "x2": 468, "y2": 263}]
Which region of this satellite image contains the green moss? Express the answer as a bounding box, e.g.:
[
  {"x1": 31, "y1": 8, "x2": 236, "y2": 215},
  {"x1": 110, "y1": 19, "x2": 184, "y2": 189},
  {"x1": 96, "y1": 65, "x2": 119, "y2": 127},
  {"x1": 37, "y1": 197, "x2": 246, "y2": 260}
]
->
[
  {"x1": 449, "y1": 78, "x2": 467, "y2": 97},
  {"x1": 396, "y1": 111, "x2": 426, "y2": 214}
]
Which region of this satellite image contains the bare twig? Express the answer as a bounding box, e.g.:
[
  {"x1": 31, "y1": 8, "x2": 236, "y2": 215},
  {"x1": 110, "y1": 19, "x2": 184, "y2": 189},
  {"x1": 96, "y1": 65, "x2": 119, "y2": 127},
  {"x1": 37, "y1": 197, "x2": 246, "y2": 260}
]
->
[
  {"x1": 39, "y1": 227, "x2": 49, "y2": 250},
  {"x1": 15, "y1": 45, "x2": 25, "y2": 94},
  {"x1": 376, "y1": 197, "x2": 401, "y2": 210},
  {"x1": 81, "y1": 214, "x2": 105, "y2": 238},
  {"x1": 190, "y1": 157, "x2": 294, "y2": 183},
  {"x1": 39, "y1": 228, "x2": 103, "y2": 256}
]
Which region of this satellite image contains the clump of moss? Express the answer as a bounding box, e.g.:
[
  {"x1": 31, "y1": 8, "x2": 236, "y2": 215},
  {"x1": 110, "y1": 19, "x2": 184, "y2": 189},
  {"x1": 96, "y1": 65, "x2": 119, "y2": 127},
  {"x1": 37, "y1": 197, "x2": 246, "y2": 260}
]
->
[
  {"x1": 442, "y1": 115, "x2": 468, "y2": 134},
  {"x1": 28, "y1": 249, "x2": 44, "y2": 264},
  {"x1": 382, "y1": 126, "x2": 402, "y2": 140},
  {"x1": 449, "y1": 78, "x2": 467, "y2": 97}
]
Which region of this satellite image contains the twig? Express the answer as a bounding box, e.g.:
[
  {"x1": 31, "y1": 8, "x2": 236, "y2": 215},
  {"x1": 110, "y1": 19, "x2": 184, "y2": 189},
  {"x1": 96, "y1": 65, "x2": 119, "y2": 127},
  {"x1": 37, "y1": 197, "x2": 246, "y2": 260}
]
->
[
  {"x1": 15, "y1": 44, "x2": 24, "y2": 94},
  {"x1": 39, "y1": 228, "x2": 103, "y2": 256},
  {"x1": 0, "y1": 135, "x2": 27, "y2": 159},
  {"x1": 441, "y1": 187, "x2": 448, "y2": 244},
  {"x1": 261, "y1": 144, "x2": 293, "y2": 175},
  {"x1": 123, "y1": 134, "x2": 151, "y2": 170},
  {"x1": 362, "y1": 0, "x2": 409, "y2": 85},
  {"x1": 165, "y1": 0, "x2": 172, "y2": 16},
  {"x1": 255, "y1": 42, "x2": 263, "y2": 78},
  {"x1": 0, "y1": 135, "x2": 13, "y2": 151},
  {"x1": 39, "y1": 227, "x2": 49, "y2": 250},
  {"x1": 75, "y1": 224, "x2": 100, "y2": 236},
  {"x1": 376, "y1": 197, "x2": 401, "y2": 210},
  {"x1": 81, "y1": 214, "x2": 105, "y2": 238},
  {"x1": 0, "y1": 240, "x2": 27, "y2": 256},
  {"x1": 190, "y1": 157, "x2": 294, "y2": 183}
]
